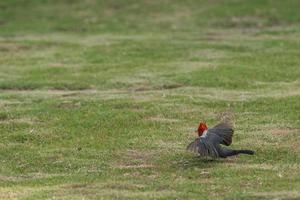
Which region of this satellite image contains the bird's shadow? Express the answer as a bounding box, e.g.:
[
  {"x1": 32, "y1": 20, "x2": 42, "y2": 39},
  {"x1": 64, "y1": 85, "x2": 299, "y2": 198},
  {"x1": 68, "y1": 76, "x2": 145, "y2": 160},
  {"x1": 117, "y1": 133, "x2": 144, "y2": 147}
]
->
[{"x1": 176, "y1": 155, "x2": 227, "y2": 170}]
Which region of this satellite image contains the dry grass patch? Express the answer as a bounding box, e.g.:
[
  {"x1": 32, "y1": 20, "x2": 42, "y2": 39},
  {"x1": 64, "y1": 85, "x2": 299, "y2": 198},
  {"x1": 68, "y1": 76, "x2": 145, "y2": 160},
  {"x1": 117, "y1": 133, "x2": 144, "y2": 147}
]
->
[
  {"x1": 290, "y1": 140, "x2": 300, "y2": 154},
  {"x1": 167, "y1": 83, "x2": 300, "y2": 101},
  {"x1": 216, "y1": 110, "x2": 234, "y2": 126},
  {"x1": 171, "y1": 61, "x2": 213, "y2": 73},
  {"x1": 56, "y1": 181, "x2": 177, "y2": 199},
  {"x1": 190, "y1": 49, "x2": 227, "y2": 60},
  {"x1": 0, "y1": 185, "x2": 59, "y2": 200},
  {"x1": 151, "y1": 6, "x2": 191, "y2": 25},
  {"x1": 0, "y1": 43, "x2": 31, "y2": 52},
  {"x1": 0, "y1": 100, "x2": 23, "y2": 107},
  {"x1": 269, "y1": 128, "x2": 294, "y2": 136},
  {"x1": 257, "y1": 123, "x2": 297, "y2": 136},
  {"x1": 111, "y1": 76, "x2": 147, "y2": 87},
  {"x1": 56, "y1": 101, "x2": 81, "y2": 109},
  {"x1": 0, "y1": 117, "x2": 39, "y2": 125},
  {"x1": 115, "y1": 164, "x2": 156, "y2": 169},
  {"x1": 146, "y1": 116, "x2": 180, "y2": 123},
  {"x1": 249, "y1": 191, "x2": 300, "y2": 200},
  {"x1": 2, "y1": 80, "x2": 299, "y2": 103},
  {"x1": 103, "y1": 182, "x2": 145, "y2": 190},
  {"x1": 132, "y1": 83, "x2": 183, "y2": 92},
  {"x1": 0, "y1": 34, "x2": 166, "y2": 47},
  {"x1": 0, "y1": 173, "x2": 67, "y2": 182},
  {"x1": 228, "y1": 16, "x2": 266, "y2": 28},
  {"x1": 156, "y1": 140, "x2": 184, "y2": 151},
  {"x1": 224, "y1": 163, "x2": 276, "y2": 170},
  {"x1": 112, "y1": 150, "x2": 156, "y2": 170}
]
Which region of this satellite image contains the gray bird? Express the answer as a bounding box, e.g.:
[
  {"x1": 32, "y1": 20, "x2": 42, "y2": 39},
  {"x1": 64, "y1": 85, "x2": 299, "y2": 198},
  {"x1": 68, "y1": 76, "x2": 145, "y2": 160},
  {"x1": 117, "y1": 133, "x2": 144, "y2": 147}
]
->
[{"x1": 187, "y1": 122, "x2": 254, "y2": 158}]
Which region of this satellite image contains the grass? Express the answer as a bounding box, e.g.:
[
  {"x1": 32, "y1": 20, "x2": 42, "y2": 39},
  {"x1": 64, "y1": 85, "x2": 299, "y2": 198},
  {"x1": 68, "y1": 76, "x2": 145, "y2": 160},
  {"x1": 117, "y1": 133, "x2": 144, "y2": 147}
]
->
[{"x1": 0, "y1": 0, "x2": 300, "y2": 199}]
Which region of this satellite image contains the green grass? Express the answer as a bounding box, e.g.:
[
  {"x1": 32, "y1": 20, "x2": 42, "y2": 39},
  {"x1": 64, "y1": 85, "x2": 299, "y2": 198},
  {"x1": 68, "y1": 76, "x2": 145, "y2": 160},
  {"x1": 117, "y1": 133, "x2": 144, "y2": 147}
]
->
[{"x1": 0, "y1": 0, "x2": 300, "y2": 199}]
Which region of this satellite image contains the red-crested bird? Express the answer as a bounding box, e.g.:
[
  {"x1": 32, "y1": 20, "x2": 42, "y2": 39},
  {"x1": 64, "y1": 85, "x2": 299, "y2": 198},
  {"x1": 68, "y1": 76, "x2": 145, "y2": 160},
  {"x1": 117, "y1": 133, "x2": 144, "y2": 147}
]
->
[{"x1": 187, "y1": 121, "x2": 254, "y2": 158}]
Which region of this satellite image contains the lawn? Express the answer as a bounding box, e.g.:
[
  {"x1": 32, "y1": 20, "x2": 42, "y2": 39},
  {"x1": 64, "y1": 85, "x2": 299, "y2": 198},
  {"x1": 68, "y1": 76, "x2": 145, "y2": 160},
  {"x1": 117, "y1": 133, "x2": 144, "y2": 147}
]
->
[{"x1": 0, "y1": 0, "x2": 300, "y2": 199}]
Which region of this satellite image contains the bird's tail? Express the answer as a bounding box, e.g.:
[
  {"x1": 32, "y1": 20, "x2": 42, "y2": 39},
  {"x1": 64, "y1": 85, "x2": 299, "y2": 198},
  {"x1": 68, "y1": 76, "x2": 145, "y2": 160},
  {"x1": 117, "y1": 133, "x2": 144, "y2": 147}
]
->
[{"x1": 237, "y1": 149, "x2": 255, "y2": 155}]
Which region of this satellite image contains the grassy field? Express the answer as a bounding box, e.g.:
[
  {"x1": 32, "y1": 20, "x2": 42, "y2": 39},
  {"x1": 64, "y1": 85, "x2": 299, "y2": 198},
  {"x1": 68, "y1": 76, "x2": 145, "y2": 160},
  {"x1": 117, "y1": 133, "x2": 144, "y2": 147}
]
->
[{"x1": 0, "y1": 0, "x2": 300, "y2": 199}]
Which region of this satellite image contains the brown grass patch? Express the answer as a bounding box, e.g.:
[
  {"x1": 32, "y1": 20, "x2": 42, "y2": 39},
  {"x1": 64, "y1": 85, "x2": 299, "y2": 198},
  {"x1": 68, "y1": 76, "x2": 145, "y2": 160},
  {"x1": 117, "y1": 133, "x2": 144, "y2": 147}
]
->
[
  {"x1": 249, "y1": 191, "x2": 300, "y2": 200},
  {"x1": 146, "y1": 116, "x2": 179, "y2": 123},
  {"x1": 133, "y1": 83, "x2": 183, "y2": 92},
  {"x1": 157, "y1": 83, "x2": 183, "y2": 90},
  {"x1": 190, "y1": 49, "x2": 226, "y2": 60},
  {"x1": 113, "y1": 150, "x2": 156, "y2": 170},
  {"x1": 0, "y1": 44, "x2": 31, "y2": 52},
  {"x1": 156, "y1": 140, "x2": 183, "y2": 150},
  {"x1": 167, "y1": 61, "x2": 213, "y2": 73},
  {"x1": 0, "y1": 100, "x2": 23, "y2": 108},
  {"x1": 133, "y1": 86, "x2": 152, "y2": 92},
  {"x1": 104, "y1": 183, "x2": 145, "y2": 190},
  {"x1": 216, "y1": 110, "x2": 234, "y2": 127},
  {"x1": 0, "y1": 117, "x2": 39, "y2": 125},
  {"x1": 1, "y1": 79, "x2": 300, "y2": 103},
  {"x1": 0, "y1": 173, "x2": 66, "y2": 182},
  {"x1": 0, "y1": 185, "x2": 59, "y2": 200},
  {"x1": 269, "y1": 128, "x2": 294, "y2": 136},
  {"x1": 225, "y1": 163, "x2": 275, "y2": 170},
  {"x1": 125, "y1": 150, "x2": 154, "y2": 161},
  {"x1": 61, "y1": 92, "x2": 80, "y2": 97},
  {"x1": 0, "y1": 20, "x2": 6, "y2": 26},
  {"x1": 291, "y1": 140, "x2": 300, "y2": 154},
  {"x1": 62, "y1": 183, "x2": 91, "y2": 189},
  {"x1": 115, "y1": 164, "x2": 155, "y2": 169},
  {"x1": 228, "y1": 16, "x2": 266, "y2": 28},
  {"x1": 56, "y1": 101, "x2": 81, "y2": 109}
]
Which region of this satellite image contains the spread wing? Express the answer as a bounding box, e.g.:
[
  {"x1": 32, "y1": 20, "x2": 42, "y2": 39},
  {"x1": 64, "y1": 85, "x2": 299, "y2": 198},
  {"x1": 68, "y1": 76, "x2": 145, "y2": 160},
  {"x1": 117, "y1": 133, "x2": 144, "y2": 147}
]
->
[
  {"x1": 186, "y1": 138, "x2": 219, "y2": 158},
  {"x1": 186, "y1": 111, "x2": 235, "y2": 157},
  {"x1": 207, "y1": 123, "x2": 234, "y2": 146}
]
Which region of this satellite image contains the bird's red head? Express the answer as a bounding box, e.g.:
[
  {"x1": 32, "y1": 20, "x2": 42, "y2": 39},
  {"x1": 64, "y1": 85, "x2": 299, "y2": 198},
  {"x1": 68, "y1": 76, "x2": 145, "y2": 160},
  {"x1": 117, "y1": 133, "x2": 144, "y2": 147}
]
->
[{"x1": 197, "y1": 122, "x2": 208, "y2": 137}]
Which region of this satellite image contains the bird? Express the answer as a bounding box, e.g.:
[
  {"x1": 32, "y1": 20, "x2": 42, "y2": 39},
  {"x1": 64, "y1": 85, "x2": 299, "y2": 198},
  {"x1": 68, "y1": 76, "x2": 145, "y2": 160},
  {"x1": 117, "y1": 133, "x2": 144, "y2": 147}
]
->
[{"x1": 187, "y1": 121, "x2": 254, "y2": 158}]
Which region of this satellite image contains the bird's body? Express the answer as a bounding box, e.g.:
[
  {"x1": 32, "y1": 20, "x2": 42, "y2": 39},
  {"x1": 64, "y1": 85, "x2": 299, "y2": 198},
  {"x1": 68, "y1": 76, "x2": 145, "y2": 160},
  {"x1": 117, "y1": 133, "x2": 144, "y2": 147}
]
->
[{"x1": 187, "y1": 121, "x2": 254, "y2": 158}]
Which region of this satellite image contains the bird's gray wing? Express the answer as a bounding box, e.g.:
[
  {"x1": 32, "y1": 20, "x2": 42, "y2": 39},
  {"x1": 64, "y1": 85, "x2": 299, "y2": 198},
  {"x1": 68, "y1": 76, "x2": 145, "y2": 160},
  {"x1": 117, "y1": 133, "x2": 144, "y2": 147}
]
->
[
  {"x1": 207, "y1": 123, "x2": 234, "y2": 146},
  {"x1": 186, "y1": 138, "x2": 219, "y2": 158}
]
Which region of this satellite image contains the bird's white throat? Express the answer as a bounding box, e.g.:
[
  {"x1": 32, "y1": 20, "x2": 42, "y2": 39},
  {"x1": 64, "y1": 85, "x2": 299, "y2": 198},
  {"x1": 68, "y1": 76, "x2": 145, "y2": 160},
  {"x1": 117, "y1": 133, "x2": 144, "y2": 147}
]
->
[{"x1": 200, "y1": 130, "x2": 208, "y2": 138}]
